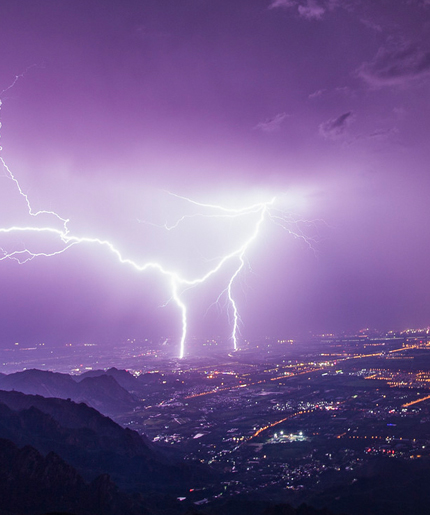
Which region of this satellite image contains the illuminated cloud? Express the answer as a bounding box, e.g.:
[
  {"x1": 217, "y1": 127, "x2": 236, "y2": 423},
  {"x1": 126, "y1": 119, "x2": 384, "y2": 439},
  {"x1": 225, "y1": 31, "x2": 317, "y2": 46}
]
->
[
  {"x1": 309, "y1": 86, "x2": 351, "y2": 100},
  {"x1": 254, "y1": 112, "x2": 289, "y2": 132},
  {"x1": 268, "y1": 0, "x2": 326, "y2": 19},
  {"x1": 356, "y1": 40, "x2": 430, "y2": 88},
  {"x1": 308, "y1": 89, "x2": 326, "y2": 99},
  {"x1": 268, "y1": 0, "x2": 297, "y2": 9},
  {"x1": 298, "y1": 0, "x2": 325, "y2": 20},
  {"x1": 319, "y1": 111, "x2": 354, "y2": 139},
  {"x1": 360, "y1": 18, "x2": 383, "y2": 32},
  {"x1": 269, "y1": 0, "x2": 345, "y2": 18}
]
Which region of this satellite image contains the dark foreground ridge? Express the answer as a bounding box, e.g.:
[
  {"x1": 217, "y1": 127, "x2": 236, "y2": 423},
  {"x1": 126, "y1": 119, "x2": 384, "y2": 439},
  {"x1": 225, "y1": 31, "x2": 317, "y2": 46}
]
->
[
  {"x1": 0, "y1": 435, "x2": 341, "y2": 515},
  {"x1": 0, "y1": 437, "x2": 147, "y2": 515},
  {"x1": 0, "y1": 432, "x2": 339, "y2": 515},
  {"x1": 0, "y1": 389, "x2": 207, "y2": 493},
  {"x1": 0, "y1": 388, "x2": 341, "y2": 515},
  {"x1": 3, "y1": 365, "x2": 430, "y2": 515}
]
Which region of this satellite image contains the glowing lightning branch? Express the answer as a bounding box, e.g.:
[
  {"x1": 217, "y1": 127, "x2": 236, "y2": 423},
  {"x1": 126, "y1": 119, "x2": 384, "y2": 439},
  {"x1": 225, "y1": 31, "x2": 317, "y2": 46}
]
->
[
  {"x1": 0, "y1": 161, "x2": 308, "y2": 358},
  {"x1": 0, "y1": 210, "x2": 270, "y2": 357},
  {"x1": 157, "y1": 193, "x2": 321, "y2": 351},
  {"x1": 170, "y1": 278, "x2": 188, "y2": 359},
  {"x1": 139, "y1": 191, "x2": 265, "y2": 231},
  {"x1": 0, "y1": 156, "x2": 70, "y2": 234},
  {"x1": 0, "y1": 75, "x2": 317, "y2": 359},
  {"x1": 0, "y1": 71, "x2": 69, "y2": 229},
  {"x1": 167, "y1": 195, "x2": 273, "y2": 351},
  {"x1": 227, "y1": 203, "x2": 269, "y2": 350},
  {"x1": 151, "y1": 194, "x2": 275, "y2": 355},
  {"x1": 0, "y1": 176, "x2": 274, "y2": 358}
]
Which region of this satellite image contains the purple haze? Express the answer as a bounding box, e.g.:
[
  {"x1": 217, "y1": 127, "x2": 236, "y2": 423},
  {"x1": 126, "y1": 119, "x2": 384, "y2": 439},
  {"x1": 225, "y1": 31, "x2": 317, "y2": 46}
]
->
[{"x1": 1, "y1": 0, "x2": 430, "y2": 351}]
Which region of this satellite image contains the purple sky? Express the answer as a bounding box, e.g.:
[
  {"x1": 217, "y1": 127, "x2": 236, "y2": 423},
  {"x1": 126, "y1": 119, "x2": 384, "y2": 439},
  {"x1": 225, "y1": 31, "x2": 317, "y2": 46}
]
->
[{"x1": 1, "y1": 0, "x2": 430, "y2": 350}]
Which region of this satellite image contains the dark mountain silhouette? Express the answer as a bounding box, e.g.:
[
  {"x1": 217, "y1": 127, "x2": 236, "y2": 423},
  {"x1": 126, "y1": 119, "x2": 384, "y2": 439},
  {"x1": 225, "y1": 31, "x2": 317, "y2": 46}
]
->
[
  {"x1": 0, "y1": 437, "x2": 150, "y2": 515},
  {"x1": 78, "y1": 368, "x2": 178, "y2": 397},
  {"x1": 77, "y1": 374, "x2": 137, "y2": 413},
  {"x1": 0, "y1": 437, "x2": 340, "y2": 515},
  {"x1": 77, "y1": 367, "x2": 140, "y2": 393},
  {"x1": 0, "y1": 369, "x2": 77, "y2": 398},
  {"x1": 0, "y1": 390, "x2": 208, "y2": 493},
  {"x1": 0, "y1": 387, "x2": 349, "y2": 515},
  {"x1": 0, "y1": 369, "x2": 137, "y2": 416}
]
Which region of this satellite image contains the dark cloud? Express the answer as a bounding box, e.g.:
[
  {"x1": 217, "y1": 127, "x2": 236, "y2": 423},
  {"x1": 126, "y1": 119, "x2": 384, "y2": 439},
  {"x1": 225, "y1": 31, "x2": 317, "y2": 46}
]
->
[
  {"x1": 319, "y1": 111, "x2": 354, "y2": 139},
  {"x1": 367, "y1": 127, "x2": 396, "y2": 138},
  {"x1": 254, "y1": 112, "x2": 289, "y2": 132},
  {"x1": 356, "y1": 40, "x2": 430, "y2": 88},
  {"x1": 348, "y1": 126, "x2": 398, "y2": 146}
]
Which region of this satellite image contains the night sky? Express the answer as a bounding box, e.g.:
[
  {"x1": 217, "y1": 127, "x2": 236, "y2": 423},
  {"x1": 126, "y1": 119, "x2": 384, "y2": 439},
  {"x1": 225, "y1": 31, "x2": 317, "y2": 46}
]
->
[{"x1": 1, "y1": 0, "x2": 430, "y2": 350}]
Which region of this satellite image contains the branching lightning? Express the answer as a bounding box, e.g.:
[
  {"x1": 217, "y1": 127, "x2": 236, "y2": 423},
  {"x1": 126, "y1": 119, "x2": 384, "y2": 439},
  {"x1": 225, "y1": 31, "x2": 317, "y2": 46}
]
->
[{"x1": 0, "y1": 75, "x2": 317, "y2": 359}]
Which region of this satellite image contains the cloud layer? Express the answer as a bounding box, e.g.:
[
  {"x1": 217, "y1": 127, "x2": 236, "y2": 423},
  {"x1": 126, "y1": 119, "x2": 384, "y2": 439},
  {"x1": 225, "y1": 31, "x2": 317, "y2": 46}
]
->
[
  {"x1": 319, "y1": 111, "x2": 354, "y2": 139},
  {"x1": 357, "y1": 39, "x2": 430, "y2": 88},
  {"x1": 254, "y1": 112, "x2": 289, "y2": 132},
  {"x1": 268, "y1": 0, "x2": 343, "y2": 19}
]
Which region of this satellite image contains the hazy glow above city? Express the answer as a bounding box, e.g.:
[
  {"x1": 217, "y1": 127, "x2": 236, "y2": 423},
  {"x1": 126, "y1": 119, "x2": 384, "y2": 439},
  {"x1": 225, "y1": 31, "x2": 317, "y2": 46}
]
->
[{"x1": 1, "y1": 0, "x2": 430, "y2": 351}]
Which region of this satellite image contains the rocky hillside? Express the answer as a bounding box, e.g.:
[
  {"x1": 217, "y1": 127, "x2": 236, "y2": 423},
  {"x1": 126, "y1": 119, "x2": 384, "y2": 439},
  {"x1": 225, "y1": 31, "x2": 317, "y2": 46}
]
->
[{"x1": 0, "y1": 390, "x2": 208, "y2": 493}]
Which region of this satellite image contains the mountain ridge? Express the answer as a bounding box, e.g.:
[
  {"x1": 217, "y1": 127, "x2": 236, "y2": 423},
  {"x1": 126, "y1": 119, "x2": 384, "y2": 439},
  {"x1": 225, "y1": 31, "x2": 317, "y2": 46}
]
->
[
  {"x1": 0, "y1": 369, "x2": 137, "y2": 417},
  {"x1": 0, "y1": 389, "x2": 207, "y2": 493}
]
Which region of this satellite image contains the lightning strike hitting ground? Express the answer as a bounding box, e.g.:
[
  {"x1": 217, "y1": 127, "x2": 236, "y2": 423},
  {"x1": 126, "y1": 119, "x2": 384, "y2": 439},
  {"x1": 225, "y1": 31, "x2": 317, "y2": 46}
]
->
[
  {"x1": 0, "y1": 76, "x2": 316, "y2": 359},
  {"x1": 0, "y1": 183, "x2": 275, "y2": 357}
]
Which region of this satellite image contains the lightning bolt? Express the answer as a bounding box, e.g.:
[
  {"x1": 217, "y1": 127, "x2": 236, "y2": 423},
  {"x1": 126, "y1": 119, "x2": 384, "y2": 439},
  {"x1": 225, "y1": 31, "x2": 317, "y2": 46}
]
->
[
  {"x1": 0, "y1": 75, "x2": 317, "y2": 359},
  {"x1": 160, "y1": 194, "x2": 274, "y2": 351},
  {"x1": 0, "y1": 192, "x2": 273, "y2": 358},
  {"x1": 156, "y1": 193, "x2": 320, "y2": 352}
]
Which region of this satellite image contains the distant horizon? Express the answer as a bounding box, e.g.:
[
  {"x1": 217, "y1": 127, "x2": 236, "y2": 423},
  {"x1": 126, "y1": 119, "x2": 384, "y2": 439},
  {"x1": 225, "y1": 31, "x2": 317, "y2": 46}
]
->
[
  {"x1": 0, "y1": 327, "x2": 428, "y2": 377},
  {"x1": 3, "y1": 323, "x2": 430, "y2": 346}
]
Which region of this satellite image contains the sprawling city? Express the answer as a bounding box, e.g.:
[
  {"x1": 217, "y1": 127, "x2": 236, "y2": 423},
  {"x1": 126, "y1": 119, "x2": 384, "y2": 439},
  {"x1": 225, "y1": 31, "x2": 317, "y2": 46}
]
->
[{"x1": 2, "y1": 328, "x2": 430, "y2": 513}]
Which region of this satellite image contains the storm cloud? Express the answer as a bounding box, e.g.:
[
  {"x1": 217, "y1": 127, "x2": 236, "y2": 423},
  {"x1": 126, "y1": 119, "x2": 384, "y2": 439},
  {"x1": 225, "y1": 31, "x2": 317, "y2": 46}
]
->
[
  {"x1": 319, "y1": 112, "x2": 354, "y2": 139},
  {"x1": 357, "y1": 40, "x2": 430, "y2": 88}
]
